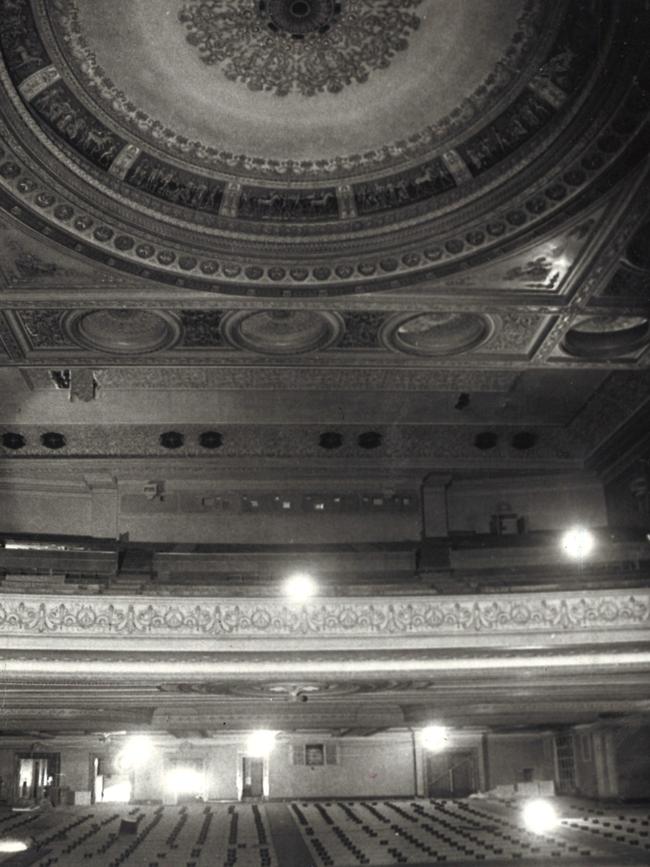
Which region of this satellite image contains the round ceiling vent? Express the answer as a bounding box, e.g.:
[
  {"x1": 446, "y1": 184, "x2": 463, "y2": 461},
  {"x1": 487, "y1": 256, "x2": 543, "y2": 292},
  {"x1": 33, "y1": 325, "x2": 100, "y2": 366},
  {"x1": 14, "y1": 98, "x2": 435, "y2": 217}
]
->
[
  {"x1": 358, "y1": 431, "x2": 382, "y2": 450},
  {"x1": 2, "y1": 432, "x2": 26, "y2": 450},
  {"x1": 474, "y1": 431, "x2": 498, "y2": 450},
  {"x1": 199, "y1": 431, "x2": 224, "y2": 449},
  {"x1": 41, "y1": 432, "x2": 66, "y2": 450},
  {"x1": 160, "y1": 431, "x2": 184, "y2": 450},
  {"x1": 563, "y1": 316, "x2": 650, "y2": 358},
  {"x1": 381, "y1": 313, "x2": 493, "y2": 356},
  {"x1": 258, "y1": 0, "x2": 342, "y2": 36},
  {"x1": 64, "y1": 309, "x2": 182, "y2": 355},
  {"x1": 319, "y1": 431, "x2": 344, "y2": 450},
  {"x1": 221, "y1": 310, "x2": 343, "y2": 355}
]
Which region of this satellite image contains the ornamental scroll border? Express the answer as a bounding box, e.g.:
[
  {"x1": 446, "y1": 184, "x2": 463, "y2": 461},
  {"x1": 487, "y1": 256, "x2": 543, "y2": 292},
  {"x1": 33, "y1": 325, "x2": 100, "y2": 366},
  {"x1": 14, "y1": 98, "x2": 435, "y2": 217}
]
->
[{"x1": 0, "y1": 591, "x2": 647, "y2": 639}]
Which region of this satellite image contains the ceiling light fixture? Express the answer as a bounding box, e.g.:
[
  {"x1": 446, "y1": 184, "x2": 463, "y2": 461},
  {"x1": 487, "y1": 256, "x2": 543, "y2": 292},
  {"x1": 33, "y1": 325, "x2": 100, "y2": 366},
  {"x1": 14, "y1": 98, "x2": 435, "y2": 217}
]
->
[
  {"x1": 421, "y1": 725, "x2": 449, "y2": 752},
  {"x1": 0, "y1": 839, "x2": 30, "y2": 853},
  {"x1": 246, "y1": 730, "x2": 277, "y2": 757},
  {"x1": 283, "y1": 572, "x2": 317, "y2": 601},
  {"x1": 560, "y1": 526, "x2": 595, "y2": 559},
  {"x1": 115, "y1": 734, "x2": 155, "y2": 772}
]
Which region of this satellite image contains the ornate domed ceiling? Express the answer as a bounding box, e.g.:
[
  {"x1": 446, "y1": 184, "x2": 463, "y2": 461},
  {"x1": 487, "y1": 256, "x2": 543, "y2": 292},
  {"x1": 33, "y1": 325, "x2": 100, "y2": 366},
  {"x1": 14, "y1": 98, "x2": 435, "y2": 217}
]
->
[{"x1": 0, "y1": 0, "x2": 648, "y2": 298}]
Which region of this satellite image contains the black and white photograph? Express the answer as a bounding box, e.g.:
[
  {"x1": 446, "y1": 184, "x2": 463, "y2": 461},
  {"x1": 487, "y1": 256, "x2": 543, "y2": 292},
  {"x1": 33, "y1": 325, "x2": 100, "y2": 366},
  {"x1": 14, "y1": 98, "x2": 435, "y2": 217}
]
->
[{"x1": 0, "y1": 1, "x2": 649, "y2": 864}]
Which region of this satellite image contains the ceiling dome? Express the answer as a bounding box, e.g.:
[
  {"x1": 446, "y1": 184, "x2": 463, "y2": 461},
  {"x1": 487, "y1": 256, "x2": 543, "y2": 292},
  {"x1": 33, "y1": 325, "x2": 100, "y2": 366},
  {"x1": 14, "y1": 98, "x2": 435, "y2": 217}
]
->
[
  {"x1": 382, "y1": 313, "x2": 492, "y2": 356},
  {"x1": 45, "y1": 0, "x2": 543, "y2": 170},
  {"x1": 562, "y1": 316, "x2": 650, "y2": 359},
  {"x1": 64, "y1": 309, "x2": 182, "y2": 354},
  {"x1": 221, "y1": 310, "x2": 343, "y2": 354},
  {"x1": 0, "y1": 0, "x2": 645, "y2": 298}
]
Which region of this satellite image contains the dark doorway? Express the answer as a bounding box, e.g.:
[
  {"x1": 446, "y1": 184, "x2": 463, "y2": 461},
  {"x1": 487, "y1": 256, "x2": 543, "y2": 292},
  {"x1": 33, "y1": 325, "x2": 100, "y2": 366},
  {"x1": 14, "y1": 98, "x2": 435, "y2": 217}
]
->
[
  {"x1": 426, "y1": 749, "x2": 478, "y2": 797},
  {"x1": 241, "y1": 757, "x2": 264, "y2": 798},
  {"x1": 15, "y1": 752, "x2": 60, "y2": 801}
]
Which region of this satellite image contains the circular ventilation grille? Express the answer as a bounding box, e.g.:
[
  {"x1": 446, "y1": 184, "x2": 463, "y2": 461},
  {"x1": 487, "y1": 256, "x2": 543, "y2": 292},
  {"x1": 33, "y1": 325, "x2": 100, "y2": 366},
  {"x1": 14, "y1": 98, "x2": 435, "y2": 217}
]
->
[
  {"x1": 1, "y1": 432, "x2": 26, "y2": 450},
  {"x1": 474, "y1": 431, "x2": 498, "y2": 450},
  {"x1": 319, "y1": 431, "x2": 344, "y2": 449},
  {"x1": 160, "y1": 431, "x2": 184, "y2": 449},
  {"x1": 381, "y1": 313, "x2": 493, "y2": 356},
  {"x1": 358, "y1": 431, "x2": 382, "y2": 449},
  {"x1": 41, "y1": 432, "x2": 66, "y2": 450},
  {"x1": 511, "y1": 431, "x2": 538, "y2": 450},
  {"x1": 199, "y1": 431, "x2": 224, "y2": 449}
]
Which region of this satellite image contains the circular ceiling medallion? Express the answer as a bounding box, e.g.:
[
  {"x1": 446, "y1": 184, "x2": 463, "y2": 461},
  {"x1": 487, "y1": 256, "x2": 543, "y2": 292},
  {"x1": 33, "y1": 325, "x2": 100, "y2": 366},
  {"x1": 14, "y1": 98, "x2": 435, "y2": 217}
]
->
[
  {"x1": 64, "y1": 309, "x2": 182, "y2": 355},
  {"x1": 259, "y1": 0, "x2": 342, "y2": 36},
  {"x1": 158, "y1": 680, "x2": 412, "y2": 696},
  {"x1": 221, "y1": 310, "x2": 343, "y2": 354},
  {"x1": 563, "y1": 316, "x2": 650, "y2": 358},
  {"x1": 179, "y1": 0, "x2": 421, "y2": 96},
  {"x1": 381, "y1": 312, "x2": 493, "y2": 356}
]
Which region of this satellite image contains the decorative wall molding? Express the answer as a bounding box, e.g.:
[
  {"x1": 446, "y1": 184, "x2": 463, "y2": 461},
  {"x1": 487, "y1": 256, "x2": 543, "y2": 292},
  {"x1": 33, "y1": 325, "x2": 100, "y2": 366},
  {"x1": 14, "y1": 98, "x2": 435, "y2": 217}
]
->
[{"x1": 0, "y1": 590, "x2": 646, "y2": 641}]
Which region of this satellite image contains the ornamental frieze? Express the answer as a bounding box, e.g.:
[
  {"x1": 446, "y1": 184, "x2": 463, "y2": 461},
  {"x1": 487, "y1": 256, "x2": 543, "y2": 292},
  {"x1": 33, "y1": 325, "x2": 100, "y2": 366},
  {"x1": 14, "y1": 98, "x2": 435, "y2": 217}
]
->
[{"x1": 0, "y1": 591, "x2": 646, "y2": 639}]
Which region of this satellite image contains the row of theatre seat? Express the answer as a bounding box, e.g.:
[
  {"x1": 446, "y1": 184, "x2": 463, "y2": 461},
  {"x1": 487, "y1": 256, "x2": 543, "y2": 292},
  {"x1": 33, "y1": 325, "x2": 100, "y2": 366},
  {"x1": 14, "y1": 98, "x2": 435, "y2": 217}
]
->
[{"x1": 2, "y1": 799, "x2": 650, "y2": 867}]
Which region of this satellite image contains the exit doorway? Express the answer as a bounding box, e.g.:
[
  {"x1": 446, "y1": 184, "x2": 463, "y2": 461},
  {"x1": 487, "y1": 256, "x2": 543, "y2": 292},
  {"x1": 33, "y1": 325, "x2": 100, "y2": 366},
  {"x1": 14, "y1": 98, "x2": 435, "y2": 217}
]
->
[
  {"x1": 16, "y1": 752, "x2": 60, "y2": 801},
  {"x1": 426, "y1": 749, "x2": 479, "y2": 798},
  {"x1": 240, "y1": 756, "x2": 265, "y2": 799}
]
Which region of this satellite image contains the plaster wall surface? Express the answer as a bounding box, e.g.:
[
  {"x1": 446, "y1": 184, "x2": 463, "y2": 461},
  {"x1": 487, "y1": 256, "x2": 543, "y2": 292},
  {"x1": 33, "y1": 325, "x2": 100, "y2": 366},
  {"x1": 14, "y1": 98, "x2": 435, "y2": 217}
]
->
[
  {"x1": 447, "y1": 475, "x2": 607, "y2": 534},
  {"x1": 485, "y1": 734, "x2": 554, "y2": 789}
]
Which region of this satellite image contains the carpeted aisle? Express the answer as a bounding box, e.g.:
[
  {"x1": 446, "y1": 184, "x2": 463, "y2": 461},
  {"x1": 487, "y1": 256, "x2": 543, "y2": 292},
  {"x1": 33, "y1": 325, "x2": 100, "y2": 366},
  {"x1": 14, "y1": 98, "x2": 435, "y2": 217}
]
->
[{"x1": 265, "y1": 801, "x2": 318, "y2": 867}]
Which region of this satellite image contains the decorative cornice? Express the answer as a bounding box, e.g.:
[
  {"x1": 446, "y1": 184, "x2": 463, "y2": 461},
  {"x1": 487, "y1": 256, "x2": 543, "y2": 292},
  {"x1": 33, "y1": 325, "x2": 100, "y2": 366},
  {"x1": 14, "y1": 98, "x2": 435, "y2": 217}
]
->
[{"x1": 0, "y1": 589, "x2": 646, "y2": 642}]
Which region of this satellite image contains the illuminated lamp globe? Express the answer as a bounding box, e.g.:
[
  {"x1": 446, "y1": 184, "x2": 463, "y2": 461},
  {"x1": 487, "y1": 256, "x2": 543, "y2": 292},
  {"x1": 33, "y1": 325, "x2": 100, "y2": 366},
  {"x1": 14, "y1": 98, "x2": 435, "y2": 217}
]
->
[
  {"x1": 0, "y1": 839, "x2": 30, "y2": 853},
  {"x1": 115, "y1": 734, "x2": 155, "y2": 772},
  {"x1": 521, "y1": 798, "x2": 559, "y2": 834},
  {"x1": 421, "y1": 725, "x2": 449, "y2": 752},
  {"x1": 283, "y1": 572, "x2": 317, "y2": 601},
  {"x1": 561, "y1": 527, "x2": 595, "y2": 559},
  {"x1": 165, "y1": 766, "x2": 204, "y2": 795},
  {"x1": 246, "y1": 730, "x2": 277, "y2": 758}
]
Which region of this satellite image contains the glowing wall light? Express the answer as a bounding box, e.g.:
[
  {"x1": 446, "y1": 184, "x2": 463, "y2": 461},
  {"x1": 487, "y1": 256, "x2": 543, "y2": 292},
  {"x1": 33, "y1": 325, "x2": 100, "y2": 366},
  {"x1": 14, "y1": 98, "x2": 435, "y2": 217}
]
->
[
  {"x1": 521, "y1": 798, "x2": 559, "y2": 833},
  {"x1": 115, "y1": 735, "x2": 155, "y2": 772},
  {"x1": 283, "y1": 572, "x2": 317, "y2": 602},
  {"x1": 165, "y1": 767, "x2": 205, "y2": 796},
  {"x1": 102, "y1": 782, "x2": 132, "y2": 803},
  {"x1": 421, "y1": 725, "x2": 449, "y2": 752},
  {"x1": 560, "y1": 526, "x2": 595, "y2": 559},
  {"x1": 246, "y1": 730, "x2": 277, "y2": 758}
]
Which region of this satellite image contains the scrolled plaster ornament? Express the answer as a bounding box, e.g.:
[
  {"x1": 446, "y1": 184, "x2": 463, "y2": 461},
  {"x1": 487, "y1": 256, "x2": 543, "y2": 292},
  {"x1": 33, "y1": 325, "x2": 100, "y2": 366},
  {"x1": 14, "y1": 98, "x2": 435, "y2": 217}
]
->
[
  {"x1": 0, "y1": 592, "x2": 646, "y2": 639},
  {"x1": 178, "y1": 0, "x2": 422, "y2": 98}
]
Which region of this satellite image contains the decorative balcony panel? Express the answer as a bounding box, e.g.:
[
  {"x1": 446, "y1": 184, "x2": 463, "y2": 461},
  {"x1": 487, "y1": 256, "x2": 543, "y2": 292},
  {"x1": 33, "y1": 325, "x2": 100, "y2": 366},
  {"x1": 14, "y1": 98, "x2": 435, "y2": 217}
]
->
[{"x1": 0, "y1": 589, "x2": 647, "y2": 652}]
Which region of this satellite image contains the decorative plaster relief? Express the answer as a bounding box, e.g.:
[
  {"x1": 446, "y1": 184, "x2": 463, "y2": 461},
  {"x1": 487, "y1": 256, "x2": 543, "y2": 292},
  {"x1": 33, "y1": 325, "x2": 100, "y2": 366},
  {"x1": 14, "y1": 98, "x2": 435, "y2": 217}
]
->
[
  {"x1": 0, "y1": 591, "x2": 646, "y2": 639},
  {"x1": 179, "y1": 0, "x2": 421, "y2": 98}
]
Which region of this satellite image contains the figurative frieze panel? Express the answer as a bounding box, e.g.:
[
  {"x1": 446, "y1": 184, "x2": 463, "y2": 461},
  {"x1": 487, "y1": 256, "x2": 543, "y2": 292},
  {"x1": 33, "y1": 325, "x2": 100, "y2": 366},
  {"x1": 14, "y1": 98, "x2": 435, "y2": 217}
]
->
[
  {"x1": 0, "y1": 0, "x2": 50, "y2": 84},
  {"x1": 458, "y1": 88, "x2": 554, "y2": 178},
  {"x1": 238, "y1": 186, "x2": 339, "y2": 222},
  {"x1": 125, "y1": 154, "x2": 225, "y2": 215},
  {"x1": 30, "y1": 79, "x2": 126, "y2": 171},
  {"x1": 353, "y1": 159, "x2": 456, "y2": 216}
]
